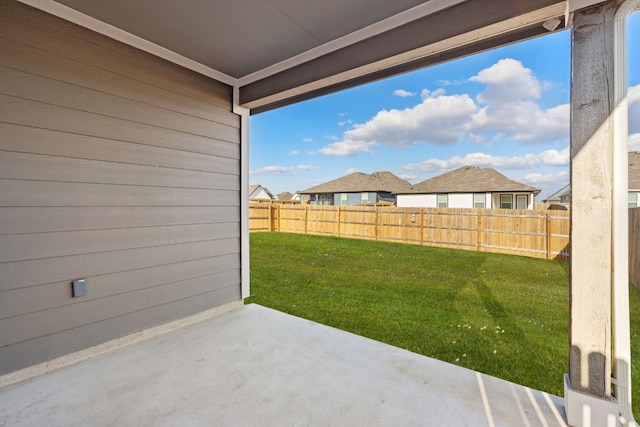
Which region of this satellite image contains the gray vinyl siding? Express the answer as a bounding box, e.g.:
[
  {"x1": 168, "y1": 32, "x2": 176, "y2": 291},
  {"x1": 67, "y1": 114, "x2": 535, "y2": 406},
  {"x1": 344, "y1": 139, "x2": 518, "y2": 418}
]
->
[{"x1": 0, "y1": 0, "x2": 241, "y2": 374}]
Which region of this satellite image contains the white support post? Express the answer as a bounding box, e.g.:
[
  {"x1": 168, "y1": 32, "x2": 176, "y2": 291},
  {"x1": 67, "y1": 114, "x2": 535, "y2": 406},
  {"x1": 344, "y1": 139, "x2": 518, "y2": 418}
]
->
[
  {"x1": 565, "y1": 2, "x2": 619, "y2": 426},
  {"x1": 234, "y1": 88, "x2": 251, "y2": 299},
  {"x1": 612, "y1": 3, "x2": 640, "y2": 426}
]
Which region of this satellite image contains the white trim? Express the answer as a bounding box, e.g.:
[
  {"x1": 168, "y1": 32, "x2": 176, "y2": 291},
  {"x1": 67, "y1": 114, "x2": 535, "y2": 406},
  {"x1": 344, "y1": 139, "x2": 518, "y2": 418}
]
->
[
  {"x1": 237, "y1": 0, "x2": 469, "y2": 86},
  {"x1": 233, "y1": 88, "x2": 251, "y2": 299},
  {"x1": 241, "y1": 2, "x2": 566, "y2": 109},
  {"x1": 564, "y1": 375, "x2": 620, "y2": 427},
  {"x1": 612, "y1": 2, "x2": 639, "y2": 426},
  {"x1": 0, "y1": 300, "x2": 244, "y2": 389},
  {"x1": 16, "y1": 0, "x2": 237, "y2": 86}
]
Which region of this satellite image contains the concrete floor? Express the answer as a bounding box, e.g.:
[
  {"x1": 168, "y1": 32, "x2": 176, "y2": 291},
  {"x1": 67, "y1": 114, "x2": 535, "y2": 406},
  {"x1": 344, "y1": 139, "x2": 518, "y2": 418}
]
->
[{"x1": 0, "y1": 304, "x2": 567, "y2": 426}]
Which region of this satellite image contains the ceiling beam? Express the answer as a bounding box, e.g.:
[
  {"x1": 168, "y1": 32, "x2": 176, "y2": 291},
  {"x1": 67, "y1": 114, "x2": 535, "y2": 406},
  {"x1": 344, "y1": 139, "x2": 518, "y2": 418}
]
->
[{"x1": 240, "y1": 0, "x2": 566, "y2": 113}]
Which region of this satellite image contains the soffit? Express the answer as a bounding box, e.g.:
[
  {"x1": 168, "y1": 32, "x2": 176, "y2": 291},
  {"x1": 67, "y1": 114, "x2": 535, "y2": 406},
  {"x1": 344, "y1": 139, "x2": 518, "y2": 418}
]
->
[
  {"x1": 24, "y1": 0, "x2": 568, "y2": 111},
  {"x1": 52, "y1": 0, "x2": 430, "y2": 78}
]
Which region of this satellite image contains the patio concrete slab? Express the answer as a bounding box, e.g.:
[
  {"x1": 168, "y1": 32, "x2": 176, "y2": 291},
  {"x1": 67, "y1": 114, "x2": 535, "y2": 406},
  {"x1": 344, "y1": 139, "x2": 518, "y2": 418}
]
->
[{"x1": 0, "y1": 304, "x2": 567, "y2": 426}]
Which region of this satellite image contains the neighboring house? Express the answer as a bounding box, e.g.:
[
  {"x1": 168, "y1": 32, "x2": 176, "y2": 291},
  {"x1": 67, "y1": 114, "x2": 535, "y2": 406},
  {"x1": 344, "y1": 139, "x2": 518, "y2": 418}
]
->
[
  {"x1": 1, "y1": 0, "x2": 632, "y2": 421},
  {"x1": 249, "y1": 184, "x2": 275, "y2": 200},
  {"x1": 277, "y1": 191, "x2": 293, "y2": 201},
  {"x1": 300, "y1": 171, "x2": 412, "y2": 206},
  {"x1": 542, "y1": 184, "x2": 570, "y2": 204},
  {"x1": 396, "y1": 166, "x2": 540, "y2": 209},
  {"x1": 546, "y1": 151, "x2": 640, "y2": 207},
  {"x1": 629, "y1": 151, "x2": 640, "y2": 207}
]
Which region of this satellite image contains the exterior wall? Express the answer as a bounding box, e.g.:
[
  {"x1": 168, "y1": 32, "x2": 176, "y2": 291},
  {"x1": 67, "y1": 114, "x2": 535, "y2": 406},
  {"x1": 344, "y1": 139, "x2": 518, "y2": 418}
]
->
[
  {"x1": 309, "y1": 192, "x2": 384, "y2": 206},
  {"x1": 0, "y1": 0, "x2": 241, "y2": 374},
  {"x1": 250, "y1": 188, "x2": 272, "y2": 199},
  {"x1": 398, "y1": 192, "x2": 534, "y2": 209},
  {"x1": 396, "y1": 194, "x2": 438, "y2": 208},
  {"x1": 448, "y1": 193, "x2": 473, "y2": 208}
]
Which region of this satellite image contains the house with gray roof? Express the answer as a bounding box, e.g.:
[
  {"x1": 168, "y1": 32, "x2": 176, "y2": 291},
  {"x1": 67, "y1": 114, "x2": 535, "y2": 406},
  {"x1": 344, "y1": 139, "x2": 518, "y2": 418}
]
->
[
  {"x1": 546, "y1": 151, "x2": 640, "y2": 207},
  {"x1": 249, "y1": 184, "x2": 274, "y2": 200},
  {"x1": 396, "y1": 166, "x2": 540, "y2": 209},
  {"x1": 300, "y1": 171, "x2": 412, "y2": 206},
  {"x1": 542, "y1": 183, "x2": 570, "y2": 204}
]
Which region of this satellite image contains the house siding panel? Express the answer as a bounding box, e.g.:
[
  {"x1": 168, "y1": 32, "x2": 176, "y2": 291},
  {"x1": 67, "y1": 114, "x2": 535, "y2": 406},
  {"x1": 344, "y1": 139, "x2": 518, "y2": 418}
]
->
[
  {"x1": 396, "y1": 194, "x2": 437, "y2": 208},
  {"x1": 448, "y1": 193, "x2": 473, "y2": 208},
  {"x1": 0, "y1": 0, "x2": 241, "y2": 374}
]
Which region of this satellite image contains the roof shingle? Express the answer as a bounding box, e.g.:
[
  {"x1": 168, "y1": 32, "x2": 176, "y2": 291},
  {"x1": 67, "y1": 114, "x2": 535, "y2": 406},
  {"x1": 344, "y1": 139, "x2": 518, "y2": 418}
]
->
[
  {"x1": 397, "y1": 166, "x2": 540, "y2": 194},
  {"x1": 300, "y1": 171, "x2": 412, "y2": 194}
]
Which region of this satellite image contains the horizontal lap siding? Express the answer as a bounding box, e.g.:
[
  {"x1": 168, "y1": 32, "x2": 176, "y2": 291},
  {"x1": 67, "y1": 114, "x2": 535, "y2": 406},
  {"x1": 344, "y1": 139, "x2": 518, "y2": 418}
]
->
[{"x1": 0, "y1": 0, "x2": 241, "y2": 374}]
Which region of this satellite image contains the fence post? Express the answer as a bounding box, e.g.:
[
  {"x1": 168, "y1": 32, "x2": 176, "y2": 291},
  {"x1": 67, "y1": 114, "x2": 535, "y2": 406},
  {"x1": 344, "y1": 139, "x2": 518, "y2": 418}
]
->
[
  {"x1": 337, "y1": 206, "x2": 341, "y2": 237},
  {"x1": 546, "y1": 211, "x2": 552, "y2": 259},
  {"x1": 304, "y1": 205, "x2": 308, "y2": 234},
  {"x1": 268, "y1": 205, "x2": 273, "y2": 231},
  {"x1": 277, "y1": 204, "x2": 281, "y2": 232},
  {"x1": 476, "y1": 210, "x2": 483, "y2": 252},
  {"x1": 374, "y1": 207, "x2": 379, "y2": 240},
  {"x1": 420, "y1": 209, "x2": 425, "y2": 246}
]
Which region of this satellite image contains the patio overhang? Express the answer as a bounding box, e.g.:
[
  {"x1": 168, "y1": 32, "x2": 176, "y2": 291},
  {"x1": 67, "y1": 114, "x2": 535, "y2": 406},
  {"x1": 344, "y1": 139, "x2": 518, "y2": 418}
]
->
[
  {"x1": 2, "y1": 1, "x2": 638, "y2": 426},
  {"x1": 18, "y1": 0, "x2": 578, "y2": 113}
]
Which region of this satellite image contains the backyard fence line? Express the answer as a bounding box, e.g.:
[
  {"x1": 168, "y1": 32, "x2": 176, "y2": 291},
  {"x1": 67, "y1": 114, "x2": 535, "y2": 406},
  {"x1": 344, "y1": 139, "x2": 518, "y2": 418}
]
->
[
  {"x1": 631, "y1": 208, "x2": 640, "y2": 288},
  {"x1": 249, "y1": 203, "x2": 571, "y2": 261}
]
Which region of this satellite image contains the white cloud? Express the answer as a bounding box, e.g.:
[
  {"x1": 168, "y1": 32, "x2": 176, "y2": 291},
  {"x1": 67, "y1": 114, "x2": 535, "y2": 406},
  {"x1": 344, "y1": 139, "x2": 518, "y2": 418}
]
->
[
  {"x1": 338, "y1": 112, "x2": 348, "y2": 117},
  {"x1": 318, "y1": 139, "x2": 375, "y2": 156},
  {"x1": 250, "y1": 164, "x2": 319, "y2": 175},
  {"x1": 296, "y1": 164, "x2": 320, "y2": 171},
  {"x1": 394, "y1": 89, "x2": 416, "y2": 97},
  {"x1": 318, "y1": 91, "x2": 477, "y2": 156},
  {"x1": 437, "y1": 79, "x2": 464, "y2": 86},
  {"x1": 523, "y1": 170, "x2": 569, "y2": 184},
  {"x1": 338, "y1": 119, "x2": 353, "y2": 127},
  {"x1": 470, "y1": 58, "x2": 541, "y2": 103},
  {"x1": 345, "y1": 168, "x2": 361, "y2": 174},
  {"x1": 302, "y1": 138, "x2": 313, "y2": 143},
  {"x1": 316, "y1": 58, "x2": 569, "y2": 156},
  {"x1": 472, "y1": 102, "x2": 569, "y2": 144},
  {"x1": 288, "y1": 150, "x2": 300, "y2": 156},
  {"x1": 400, "y1": 146, "x2": 569, "y2": 173},
  {"x1": 325, "y1": 134, "x2": 340, "y2": 141},
  {"x1": 251, "y1": 166, "x2": 290, "y2": 175},
  {"x1": 630, "y1": 133, "x2": 640, "y2": 151}
]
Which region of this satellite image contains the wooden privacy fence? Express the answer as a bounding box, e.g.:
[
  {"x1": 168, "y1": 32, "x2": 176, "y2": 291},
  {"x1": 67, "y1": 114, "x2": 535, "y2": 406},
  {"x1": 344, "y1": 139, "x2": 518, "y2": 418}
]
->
[
  {"x1": 250, "y1": 203, "x2": 570, "y2": 260},
  {"x1": 631, "y1": 208, "x2": 640, "y2": 288}
]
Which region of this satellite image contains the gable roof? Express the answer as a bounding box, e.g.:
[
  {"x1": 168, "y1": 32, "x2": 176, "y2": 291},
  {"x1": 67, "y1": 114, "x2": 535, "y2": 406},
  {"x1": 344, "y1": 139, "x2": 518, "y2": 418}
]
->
[
  {"x1": 542, "y1": 183, "x2": 570, "y2": 203},
  {"x1": 277, "y1": 192, "x2": 294, "y2": 201},
  {"x1": 249, "y1": 184, "x2": 274, "y2": 199},
  {"x1": 300, "y1": 171, "x2": 412, "y2": 194},
  {"x1": 630, "y1": 152, "x2": 640, "y2": 190},
  {"x1": 398, "y1": 166, "x2": 540, "y2": 195}
]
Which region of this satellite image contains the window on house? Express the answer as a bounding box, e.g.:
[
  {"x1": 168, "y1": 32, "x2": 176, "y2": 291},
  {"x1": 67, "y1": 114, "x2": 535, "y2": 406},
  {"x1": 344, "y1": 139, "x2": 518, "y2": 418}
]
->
[
  {"x1": 516, "y1": 195, "x2": 528, "y2": 210},
  {"x1": 500, "y1": 194, "x2": 513, "y2": 209},
  {"x1": 437, "y1": 194, "x2": 448, "y2": 208},
  {"x1": 340, "y1": 193, "x2": 348, "y2": 206},
  {"x1": 473, "y1": 193, "x2": 485, "y2": 209},
  {"x1": 318, "y1": 194, "x2": 333, "y2": 205},
  {"x1": 361, "y1": 192, "x2": 369, "y2": 204},
  {"x1": 630, "y1": 192, "x2": 638, "y2": 208}
]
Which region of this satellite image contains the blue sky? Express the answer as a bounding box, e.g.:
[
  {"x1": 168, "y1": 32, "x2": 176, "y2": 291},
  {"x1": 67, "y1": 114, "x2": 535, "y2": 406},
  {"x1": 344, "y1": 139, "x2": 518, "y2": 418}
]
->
[{"x1": 250, "y1": 12, "x2": 640, "y2": 200}]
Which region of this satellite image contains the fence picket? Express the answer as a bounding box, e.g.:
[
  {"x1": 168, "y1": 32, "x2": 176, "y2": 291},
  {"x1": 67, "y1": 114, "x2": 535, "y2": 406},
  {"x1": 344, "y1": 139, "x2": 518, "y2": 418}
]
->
[{"x1": 249, "y1": 203, "x2": 572, "y2": 260}]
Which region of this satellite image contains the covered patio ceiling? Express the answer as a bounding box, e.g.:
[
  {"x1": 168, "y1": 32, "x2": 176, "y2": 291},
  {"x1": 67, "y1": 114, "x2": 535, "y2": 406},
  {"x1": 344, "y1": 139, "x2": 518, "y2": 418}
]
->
[{"x1": 18, "y1": 0, "x2": 586, "y2": 113}]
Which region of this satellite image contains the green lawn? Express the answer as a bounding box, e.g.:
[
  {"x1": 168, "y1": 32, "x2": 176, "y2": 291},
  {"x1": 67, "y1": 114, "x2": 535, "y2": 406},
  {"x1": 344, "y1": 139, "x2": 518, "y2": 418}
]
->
[{"x1": 246, "y1": 232, "x2": 640, "y2": 418}]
